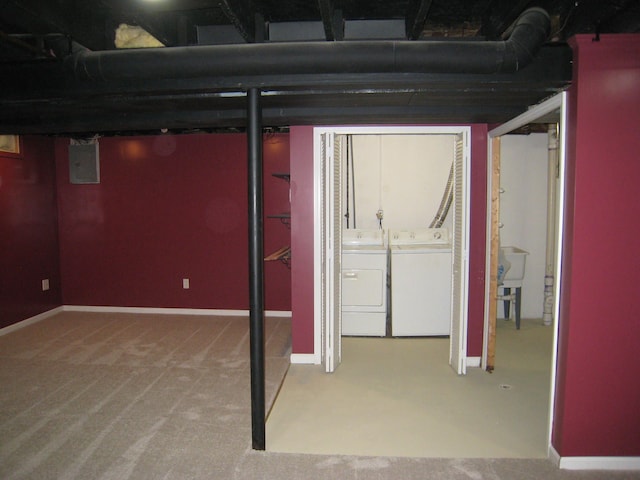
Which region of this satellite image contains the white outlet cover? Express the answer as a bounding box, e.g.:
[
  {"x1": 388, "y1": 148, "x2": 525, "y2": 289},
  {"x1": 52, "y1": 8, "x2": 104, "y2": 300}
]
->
[
  {"x1": 42, "y1": 279, "x2": 50, "y2": 291},
  {"x1": 182, "y1": 278, "x2": 190, "y2": 289}
]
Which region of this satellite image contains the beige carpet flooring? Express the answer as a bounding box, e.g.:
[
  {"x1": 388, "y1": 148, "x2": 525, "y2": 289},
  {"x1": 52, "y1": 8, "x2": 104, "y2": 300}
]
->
[
  {"x1": 0, "y1": 311, "x2": 290, "y2": 480},
  {"x1": 267, "y1": 318, "x2": 553, "y2": 458},
  {"x1": 2, "y1": 311, "x2": 639, "y2": 480}
]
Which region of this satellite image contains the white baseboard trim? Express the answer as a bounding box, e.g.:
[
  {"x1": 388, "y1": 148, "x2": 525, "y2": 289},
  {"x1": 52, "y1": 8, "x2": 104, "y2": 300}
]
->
[
  {"x1": 62, "y1": 305, "x2": 291, "y2": 318},
  {"x1": 290, "y1": 353, "x2": 319, "y2": 364},
  {"x1": 466, "y1": 356, "x2": 481, "y2": 368},
  {"x1": 0, "y1": 306, "x2": 64, "y2": 336},
  {"x1": 265, "y1": 310, "x2": 293, "y2": 318},
  {"x1": 559, "y1": 456, "x2": 640, "y2": 471},
  {"x1": 1, "y1": 305, "x2": 291, "y2": 336},
  {"x1": 549, "y1": 445, "x2": 561, "y2": 466},
  {"x1": 550, "y1": 446, "x2": 640, "y2": 470}
]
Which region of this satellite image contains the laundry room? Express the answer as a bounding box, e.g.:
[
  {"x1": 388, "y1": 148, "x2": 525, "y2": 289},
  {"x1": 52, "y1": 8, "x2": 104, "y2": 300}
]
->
[
  {"x1": 339, "y1": 133, "x2": 460, "y2": 338},
  {"x1": 498, "y1": 130, "x2": 553, "y2": 323}
]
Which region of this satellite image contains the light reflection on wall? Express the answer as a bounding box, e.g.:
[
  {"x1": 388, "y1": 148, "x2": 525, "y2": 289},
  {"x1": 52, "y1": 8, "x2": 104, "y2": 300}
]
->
[
  {"x1": 263, "y1": 133, "x2": 287, "y2": 155},
  {"x1": 119, "y1": 139, "x2": 150, "y2": 162}
]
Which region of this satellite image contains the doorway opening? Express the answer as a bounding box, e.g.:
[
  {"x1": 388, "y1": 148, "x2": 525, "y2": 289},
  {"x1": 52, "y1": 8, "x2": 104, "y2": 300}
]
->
[
  {"x1": 313, "y1": 126, "x2": 471, "y2": 374},
  {"x1": 266, "y1": 113, "x2": 562, "y2": 456},
  {"x1": 484, "y1": 92, "x2": 568, "y2": 457}
]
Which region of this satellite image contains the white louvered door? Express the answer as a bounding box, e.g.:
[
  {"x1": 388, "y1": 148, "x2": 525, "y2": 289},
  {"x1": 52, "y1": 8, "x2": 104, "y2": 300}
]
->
[
  {"x1": 449, "y1": 133, "x2": 469, "y2": 375},
  {"x1": 323, "y1": 133, "x2": 343, "y2": 373}
]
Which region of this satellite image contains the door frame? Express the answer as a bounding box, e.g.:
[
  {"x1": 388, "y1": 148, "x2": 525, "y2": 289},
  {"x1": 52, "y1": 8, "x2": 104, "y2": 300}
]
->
[
  {"x1": 482, "y1": 91, "x2": 568, "y2": 455},
  {"x1": 313, "y1": 125, "x2": 471, "y2": 370}
]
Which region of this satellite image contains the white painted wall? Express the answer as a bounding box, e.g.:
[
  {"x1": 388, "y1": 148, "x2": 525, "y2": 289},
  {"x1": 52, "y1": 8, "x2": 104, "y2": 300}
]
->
[
  {"x1": 343, "y1": 134, "x2": 455, "y2": 231},
  {"x1": 500, "y1": 133, "x2": 549, "y2": 319}
]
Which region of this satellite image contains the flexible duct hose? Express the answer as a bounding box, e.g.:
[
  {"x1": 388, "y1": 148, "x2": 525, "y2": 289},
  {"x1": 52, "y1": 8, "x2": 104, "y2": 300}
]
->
[{"x1": 429, "y1": 162, "x2": 454, "y2": 228}]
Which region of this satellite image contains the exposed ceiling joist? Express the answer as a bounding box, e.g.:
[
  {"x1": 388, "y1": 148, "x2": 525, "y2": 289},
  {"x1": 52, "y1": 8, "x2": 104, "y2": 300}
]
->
[
  {"x1": 406, "y1": 0, "x2": 434, "y2": 40},
  {"x1": 3, "y1": 0, "x2": 71, "y2": 36},
  {"x1": 559, "y1": 0, "x2": 640, "y2": 39},
  {"x1": 125, "y1": 14, "x2": 176, "y2": 47},
  {"x1": 480, "y1": 0, "x2": 532, "y2": 39},
  {"x1": 317, "y1": 0, "x2": 343, "y2": 41},
  {"x1": 1, "y1": 1, "x2": 638, "y2": 136},
  {"x1": 0, "y1": 31, "x2": 55, "y2": 59},
  {"x1": 218, "y1": 0, "x2": 256, "y2": 43},
  {"x1": 601, "y1": 0, "x2": 640, "y2": 33}
]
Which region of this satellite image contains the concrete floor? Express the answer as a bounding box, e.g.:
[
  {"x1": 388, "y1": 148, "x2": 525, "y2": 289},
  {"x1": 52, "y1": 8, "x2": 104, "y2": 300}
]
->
[{"x1": 267, "y1": 317, "x2": 553, "y2": 458}]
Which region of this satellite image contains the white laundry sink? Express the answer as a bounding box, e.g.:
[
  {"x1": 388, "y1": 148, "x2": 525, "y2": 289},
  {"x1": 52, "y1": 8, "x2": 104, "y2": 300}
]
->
[{"x1": 501, "y1": 246, "x2": 529, "y2": 281}]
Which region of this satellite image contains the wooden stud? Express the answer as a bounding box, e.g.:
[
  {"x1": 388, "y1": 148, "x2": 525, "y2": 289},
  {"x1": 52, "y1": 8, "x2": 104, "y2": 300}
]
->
[{"x1": 486, "y1": 136, "x2": 501, "y2": 372}]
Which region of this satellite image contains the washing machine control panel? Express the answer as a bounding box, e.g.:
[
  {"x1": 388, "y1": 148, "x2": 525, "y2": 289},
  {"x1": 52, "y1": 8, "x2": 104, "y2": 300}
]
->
[{"x1": 389, "y1": 228, "x2": 449, "y2": 245}]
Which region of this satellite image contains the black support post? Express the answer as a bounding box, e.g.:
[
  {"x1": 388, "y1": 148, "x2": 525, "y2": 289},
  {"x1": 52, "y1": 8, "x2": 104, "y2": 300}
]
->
[{"x1": 247, "y1": 87, "x2": 266, "y2": 450}]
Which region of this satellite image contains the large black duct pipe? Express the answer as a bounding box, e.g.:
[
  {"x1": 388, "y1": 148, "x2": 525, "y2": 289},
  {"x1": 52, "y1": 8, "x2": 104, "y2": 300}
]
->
[{"x1": 65, "y1": 8, "x2": 550, "y2": 81}]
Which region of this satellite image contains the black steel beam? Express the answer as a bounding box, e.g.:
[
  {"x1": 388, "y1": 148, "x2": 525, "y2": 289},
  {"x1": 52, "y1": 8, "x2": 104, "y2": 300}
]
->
[
  {"x1": 0, "y1": 101, "x2": 538, "y2": 135},
  {"x1": 0, "y1": 37, "x2": 571, "y2": 135},
  {"x1": 247, "y1": 87, "x2": 265, "y2": 451}
]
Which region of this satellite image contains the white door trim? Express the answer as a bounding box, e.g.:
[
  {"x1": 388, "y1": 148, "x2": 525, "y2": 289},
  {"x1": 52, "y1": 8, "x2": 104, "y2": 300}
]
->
[
  {"x1": 484, "y1": 91, "x2": 568, "y2": 457},
  {"x1": 313, "y1": 125, "x2": 471, "y2": 368}
]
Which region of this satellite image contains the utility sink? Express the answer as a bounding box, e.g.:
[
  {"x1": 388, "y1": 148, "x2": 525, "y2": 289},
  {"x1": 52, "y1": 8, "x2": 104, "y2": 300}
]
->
[{"x1": 501, "y1": 246, "x2": 529, "y2": 281}]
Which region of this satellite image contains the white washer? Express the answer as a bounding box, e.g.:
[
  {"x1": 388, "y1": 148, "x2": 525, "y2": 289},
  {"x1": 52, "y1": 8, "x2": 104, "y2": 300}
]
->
[
  {"x1": 389, "y1": 228, "x2": 452, "y2": 336},
  {"x1": 341, "y1": 229, "x2": 388, "y2": 336}
]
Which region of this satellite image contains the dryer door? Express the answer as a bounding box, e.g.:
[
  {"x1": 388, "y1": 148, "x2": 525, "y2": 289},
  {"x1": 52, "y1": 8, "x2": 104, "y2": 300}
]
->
[{"x1": 342, "y1": 269, "x2": 384, "y2": 307}]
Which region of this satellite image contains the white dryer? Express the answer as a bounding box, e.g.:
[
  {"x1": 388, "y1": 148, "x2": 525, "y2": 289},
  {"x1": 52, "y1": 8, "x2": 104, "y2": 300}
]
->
[
  {"x1": 341, "y1": 229, "x2": 388, "y2": 336},
  {"x1": 389, "y1": 228, "x2": 452, "y2": 336}
]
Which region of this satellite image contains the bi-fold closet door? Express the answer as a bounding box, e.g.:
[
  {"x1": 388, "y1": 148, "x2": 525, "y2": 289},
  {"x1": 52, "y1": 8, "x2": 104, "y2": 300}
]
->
[
  {"x1": 320, "y1": 132, "x2": 343, "y2": 373},
  {"x1": 450, "y1": 133, "x2": 469, "y2": 375},
  {"x1": 317, "y1": 127, "x2": 470, "y2": 375}
]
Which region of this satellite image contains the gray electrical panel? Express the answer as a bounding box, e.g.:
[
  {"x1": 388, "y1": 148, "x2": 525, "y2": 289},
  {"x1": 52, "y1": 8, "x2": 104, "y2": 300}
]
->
[{"x1": 69, "y1": 141, "x2": 100, "y2": 184}]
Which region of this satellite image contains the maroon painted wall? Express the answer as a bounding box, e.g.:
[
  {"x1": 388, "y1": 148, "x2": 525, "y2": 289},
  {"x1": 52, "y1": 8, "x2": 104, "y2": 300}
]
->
[
  {"x1": 290, "y1": 127, "x2": 316, "y2": 354},
  {"x1": 1, "y1": 136, "x2": 61, "y2": 328},
  {"x1": 55, "y1": 133, "x2": 291, "y2": 311},
  {"x1": 263, "y1": 134, "x2": 293, "y2": 310},
  {"x1": 553, "y1": 34, "x2": 640, "y2": 457},
  {"x1": 288, "y1": 125, "x2": 488, "y2": 356}
]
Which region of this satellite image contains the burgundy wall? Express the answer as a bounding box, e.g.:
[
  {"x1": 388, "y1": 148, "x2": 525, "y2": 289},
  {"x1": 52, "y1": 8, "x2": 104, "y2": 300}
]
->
[
  {"x1": 289, "y1": 126, "x2": 316, "y2": 354},
  {"x1": 263, "y1": 135, "x2": 293, "y2": 311},
  {"x1": 55, "y1": 133, "x2": 291, "y2": 311},
  {"x1": 288, "y1": 125, "x2": 488, "y2": 356},
  {"x1": 553, "y1": 34, "x2": 640, "y2": 457},
  {"x1": 1, "y1": 136, "x2": 61, "y2": 328}
]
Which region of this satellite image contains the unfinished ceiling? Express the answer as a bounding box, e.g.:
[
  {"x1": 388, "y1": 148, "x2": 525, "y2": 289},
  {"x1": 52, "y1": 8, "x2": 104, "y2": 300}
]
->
[{"x1": 0, "y1": 0, "x2": 638, "y2": 135}]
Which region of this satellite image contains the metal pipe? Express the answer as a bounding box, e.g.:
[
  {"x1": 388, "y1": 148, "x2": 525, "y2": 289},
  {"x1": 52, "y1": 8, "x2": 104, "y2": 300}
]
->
[
  {"x1": 247, "y1": 87, "x2": 265, "y2": 450},
  {"x1": 65, "y1": 8, "x2": 550, "y2": 81},
  {"x1": 543, "y1": 123, "x2": 558, "y2": 326}
]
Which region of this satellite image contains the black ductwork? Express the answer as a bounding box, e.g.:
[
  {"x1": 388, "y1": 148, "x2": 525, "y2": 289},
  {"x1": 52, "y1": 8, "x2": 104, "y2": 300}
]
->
[{"x1": 65, "y1": 8, "x2": 550, "y2": 82}]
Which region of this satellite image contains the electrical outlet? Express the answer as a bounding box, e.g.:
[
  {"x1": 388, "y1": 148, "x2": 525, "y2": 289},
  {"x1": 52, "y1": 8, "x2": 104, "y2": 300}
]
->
[
  {"x1": 42, "y1": 279, "x2": 50, "y2": 291},
  {"x1": 182, "y1": 278, "x2": 190, "y2": 289}
]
